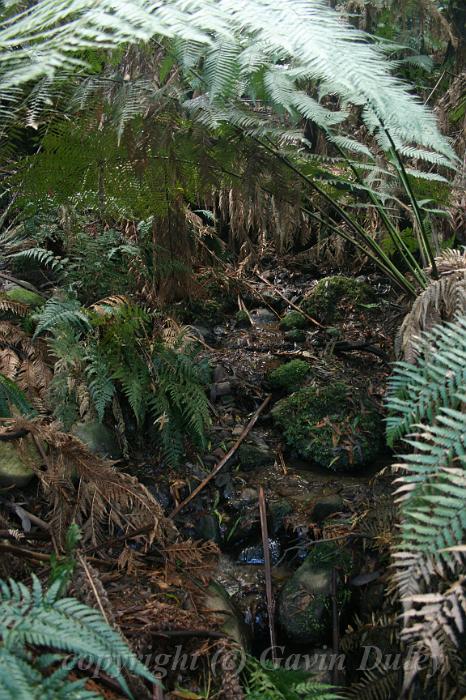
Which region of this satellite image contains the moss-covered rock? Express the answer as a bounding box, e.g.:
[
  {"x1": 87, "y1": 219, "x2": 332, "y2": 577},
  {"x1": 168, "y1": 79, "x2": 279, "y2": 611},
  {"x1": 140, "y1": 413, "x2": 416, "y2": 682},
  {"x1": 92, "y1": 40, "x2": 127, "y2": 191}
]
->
[
  {"x1": 271, "y1": 382, "x2": 383, "y2": 471},
  {"x1": 268, "y1": 360, "x2": 311, "y2": 393},
  {"x1": 279, "y1": 310, "x2": 307, "y2": 331},
  {"x1": 71, "y1": 421, "x2": 122, "y2": 460},
  {"x1": 301, "y1": 275, "x2": 374, "y2": 323},
  {"x1": 278, "y1": 542, "x2": 349, "y2": 644},
  {"x1": 0, "y1": 439, "x2": 39, "y2": 488},
  {"x1": 5, "y1": 286, "x2": 44, "y2": 308}
]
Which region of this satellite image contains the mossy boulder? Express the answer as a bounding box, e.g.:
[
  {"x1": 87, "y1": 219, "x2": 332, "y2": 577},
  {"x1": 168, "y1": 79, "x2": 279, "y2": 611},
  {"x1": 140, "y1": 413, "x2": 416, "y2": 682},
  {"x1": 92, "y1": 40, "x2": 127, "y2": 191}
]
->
[
  {"x1": 5, "y1": 286, "x2": 44, "y2": 308},
  {"x1": 71, "y1": 421, "x2": 122, "y2": 460},
  {"x1": 271, "y1": 382, "x2": 383, "y2": 471},
  {"x1": 268, "y1": 360, "x2": 311, "y2": 393},
  {"x1": 278, "y1": 542, "x2": 349, "y2": 644},
  {"x1": 279, "y1": 310, "x2": 307, "y2": 331},
  {"x1": 301, "y1": 275, "x2": 374, "y2": 323},
  {"x1": 0, "y1": 439, "x2": 39, "y2": 488}
]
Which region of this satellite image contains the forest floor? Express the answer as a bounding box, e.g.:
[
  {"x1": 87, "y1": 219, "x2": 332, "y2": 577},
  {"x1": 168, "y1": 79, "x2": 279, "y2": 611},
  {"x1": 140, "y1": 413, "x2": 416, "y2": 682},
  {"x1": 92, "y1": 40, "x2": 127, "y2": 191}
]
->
[{"x1": 0, "y1": 255, "x2": 406, "y2": 698}]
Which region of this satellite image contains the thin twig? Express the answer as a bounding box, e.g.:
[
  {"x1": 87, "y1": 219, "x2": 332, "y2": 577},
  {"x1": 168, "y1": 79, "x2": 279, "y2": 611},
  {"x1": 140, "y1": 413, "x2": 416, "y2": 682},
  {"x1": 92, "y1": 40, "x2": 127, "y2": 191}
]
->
[
  {"x1": 77, "y1": 554, "x2": 110, "y2": 624},
  {"x1": 331, "y1": 567, "x2": 339, "y2": 685},
  {"x1": 258, "y1": 485, "x2": 277, "y2": 665},
  {"x1": 169, "y1": 395, "x2": 271, "y2": 518}
]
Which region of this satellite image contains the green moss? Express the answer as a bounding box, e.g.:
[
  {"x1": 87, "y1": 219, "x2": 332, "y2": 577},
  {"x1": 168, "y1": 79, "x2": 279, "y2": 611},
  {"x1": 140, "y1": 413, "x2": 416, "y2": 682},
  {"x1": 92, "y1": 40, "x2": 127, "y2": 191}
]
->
[
  {"x1": 268, "y1": 360, "x2": 311, "y2": 392},
  {"x1": 301, "y1": 276, "x2": 374, "y2": 323},
  {"x1": 235, "y1": 309, "x2": 251, "y2": 327},
  {"x1": 5, "y1": 287, "x2": 44, "y2": 308},
  {"x1": 279, "y1": 310, "x2": 307, "y2": 331},
  {"x1": 272, "y1": 382, "x2": 383, "y2": 471},
  {"x1": 0, "y1": 440, "x2": 38, "y2": 488}
]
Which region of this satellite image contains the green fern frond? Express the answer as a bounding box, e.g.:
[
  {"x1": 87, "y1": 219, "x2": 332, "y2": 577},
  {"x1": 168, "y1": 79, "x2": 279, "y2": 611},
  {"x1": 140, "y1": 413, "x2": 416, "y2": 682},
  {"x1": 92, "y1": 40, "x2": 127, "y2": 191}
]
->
[
  {"x1": 33, "y1": 297, "x2": 91, "y2": 338},
  {"x1": 0, "y1": 373, "x2": 34, "y2": 417},
  {"x1": 8, "y1": 247, "x2": 66, "y2": 274},
  {"x1": 386, "y1": 316, "x2": 466, "y2": 447},
  {"x1": 0, "y1": 574, "x2": 156, "y2": 699},
  {"x1": 386, "y1": 314, "x2": 466, "y2": 662}
]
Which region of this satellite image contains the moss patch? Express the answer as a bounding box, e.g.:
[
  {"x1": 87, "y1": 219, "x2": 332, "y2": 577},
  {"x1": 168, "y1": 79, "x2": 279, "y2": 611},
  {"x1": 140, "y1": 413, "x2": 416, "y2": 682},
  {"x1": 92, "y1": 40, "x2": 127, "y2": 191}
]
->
[
  {"x1": 5, "y1": 287, "x2": 44, "y2": 308},
  {"x1": 301, "y1": 275, "x2": 374, "y2": 323},
  {"x1": 279, "y1": 310, "x2": 307, "y2": 331},
  {"x1": 272, "y1": 381, "x2": 383, "y2": 471},
  {"x1": 268, "y1": 360, "x2": 311, "y2": 393}
]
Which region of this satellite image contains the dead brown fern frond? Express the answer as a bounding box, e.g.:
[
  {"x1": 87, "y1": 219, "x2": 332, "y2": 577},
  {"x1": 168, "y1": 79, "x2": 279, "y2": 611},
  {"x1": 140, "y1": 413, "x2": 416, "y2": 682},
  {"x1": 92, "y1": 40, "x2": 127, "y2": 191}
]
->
[
  {"x1": 0, "y1": 417, "x2": 173, "y2": 548},
  {"x1": 0, "y1": 321, "x2": 52, "y2": 411},
  {"x1": 0, "y1": 297, "x2": 29, "y2": 317},
  {"x1": 396, "y1": 249, "x2": 466, "y2": 360}
]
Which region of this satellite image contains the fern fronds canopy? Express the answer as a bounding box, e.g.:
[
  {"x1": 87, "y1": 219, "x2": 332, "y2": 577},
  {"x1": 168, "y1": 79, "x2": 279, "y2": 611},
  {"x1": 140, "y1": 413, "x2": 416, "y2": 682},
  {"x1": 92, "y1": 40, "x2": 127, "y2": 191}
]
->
[{"x1": 0, "y1": 0, "x2": 457, "y2": 166}]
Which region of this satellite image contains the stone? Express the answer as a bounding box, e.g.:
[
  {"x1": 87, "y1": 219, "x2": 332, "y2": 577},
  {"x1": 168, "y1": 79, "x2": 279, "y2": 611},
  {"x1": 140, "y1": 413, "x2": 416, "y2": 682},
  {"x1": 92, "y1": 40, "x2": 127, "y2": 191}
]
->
[
  {"x1": 5, "y1": 286, "x2": 44, "y2": 308},
  {"x1": 71, "y1": 421, "x2": 122, "y2": 459},
  {"x1": 310, "y1": 494, "x2": 344, "y2": 523},
  {"x1": 278, "y1": 542, "x2": 348, "y2": 644},
  {"x1": 272, "y1": 382, "x2": 383, "y2": 471},
  {"x1": 194, "y1": 513, "x2": 222, "y2": 544},
  {"x1": 301, "y1": 275, "x2": 374, "y2": 324},
  {"x1": 0, "y1": 439, "x2": 39, "y2": 488},
  {"x1": 279, "y1": 310, "x2": 308, "y2": 331},
  {"x1": 203, "y1": 582, "x2": 248, "y2": 648},
  {"x1": 268, "y1": 360, "x2": 311, "y2": 393},
  {"x1": 268, "y1": 499, "x2": 293, "y2": 535},
  {"x1": 237, "y1": 442, "x2": 273, "y2": 471},
  {"x1": 249, "y1": 308, "x2": 277, "y2": 326}
]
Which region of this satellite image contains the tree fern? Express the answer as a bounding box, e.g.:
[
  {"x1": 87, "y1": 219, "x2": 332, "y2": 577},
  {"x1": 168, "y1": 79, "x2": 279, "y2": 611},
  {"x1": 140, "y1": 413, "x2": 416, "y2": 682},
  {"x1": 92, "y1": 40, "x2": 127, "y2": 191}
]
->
[
  {"x1": 0, "y1": 574, "x2": 156, "y2": 699},
  {"x1": 0, "y1": 0, "x2": 457, "y2": 166},
  {"x1": 385, "y1": 314, "x2": 466, "y2": 667}
]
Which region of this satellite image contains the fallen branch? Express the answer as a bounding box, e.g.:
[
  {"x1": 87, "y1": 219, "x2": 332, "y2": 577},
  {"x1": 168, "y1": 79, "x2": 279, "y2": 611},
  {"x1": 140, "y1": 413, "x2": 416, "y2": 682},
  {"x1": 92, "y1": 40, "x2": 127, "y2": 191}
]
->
[
  {"x1": 170, "y1": 394, "x2": 272, "y2": 518},
  {"x1": 258, "y1": 486, "x2": 277, "y2": 665}
]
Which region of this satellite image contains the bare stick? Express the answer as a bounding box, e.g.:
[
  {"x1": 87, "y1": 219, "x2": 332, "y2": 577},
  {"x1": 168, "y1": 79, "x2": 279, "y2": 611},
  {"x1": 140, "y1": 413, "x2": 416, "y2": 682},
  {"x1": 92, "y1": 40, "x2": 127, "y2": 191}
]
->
[
  {"x1": 170, "y1": 395, "x2": 271, "y2": 518},
  {"x1": 258, "y1": 485, "x2": 278, "y2": 665},
  {"x1": 254, "y1": 271, "x2": 324, "y2": 328},
  {"x1": 331, "y1": 567, "x2": 340, "y2": 685}
]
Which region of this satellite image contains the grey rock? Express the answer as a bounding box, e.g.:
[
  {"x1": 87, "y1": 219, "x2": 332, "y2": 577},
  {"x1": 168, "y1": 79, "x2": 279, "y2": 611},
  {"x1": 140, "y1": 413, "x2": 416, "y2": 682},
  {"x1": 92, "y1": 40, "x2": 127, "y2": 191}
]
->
[
  {"x1": 249, "y1": 308, "x2": 277, "y2": 326},
  {"x1": 71, "y1": 421, "x2": 122, "y2": 460},
  {"x1": 310, "y1": 494, "x2": 344, "y2": 523},
  {"x1": 237, "y1": 442, "x2": 273, "y2": 471}
]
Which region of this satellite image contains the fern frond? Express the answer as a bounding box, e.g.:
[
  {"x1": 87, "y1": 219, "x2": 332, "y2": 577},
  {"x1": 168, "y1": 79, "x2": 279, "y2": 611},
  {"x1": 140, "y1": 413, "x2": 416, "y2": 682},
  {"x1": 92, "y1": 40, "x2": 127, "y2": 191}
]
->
[
  {"x1": 33, "y1": 297, "x2": 91, "y2": 338},
  {"x1": 386, "y1": 316, "x2": 466, "y2": 446},
  {"x1": 0, "y1": 0, "x2": 457, "y2": 166},
  {"x1": 0, "y1": 574, "x2": 156, "y2": 699},
  {"x1": 8, "y1": 247, "x2": 66, "y2": 274},
  {"x1": 0, "y1": 373, "x2": 34, "y2": 417},
  {"x1": 386, "y1": 314, "x2": 466, "y2": 665}
]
